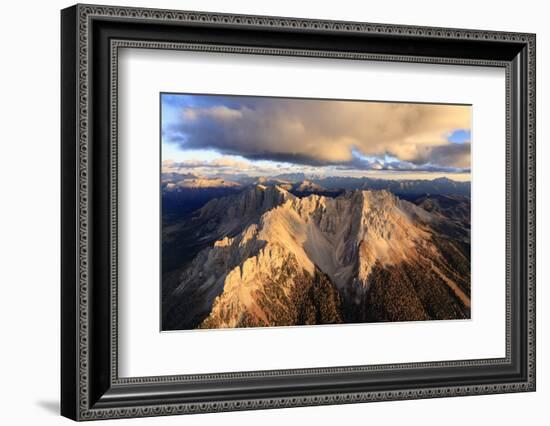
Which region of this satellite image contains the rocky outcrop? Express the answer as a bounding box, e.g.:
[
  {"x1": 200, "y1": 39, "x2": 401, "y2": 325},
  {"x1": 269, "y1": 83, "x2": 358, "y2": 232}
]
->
[{"x1": 163, "y1": 186, "x2": 471, "y2": 330}]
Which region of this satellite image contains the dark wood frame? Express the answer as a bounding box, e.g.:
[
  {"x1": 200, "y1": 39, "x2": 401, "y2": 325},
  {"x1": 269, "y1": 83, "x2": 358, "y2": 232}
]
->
[{"x1": 61, "y1": 4, "x2": 536, "y2": 421}]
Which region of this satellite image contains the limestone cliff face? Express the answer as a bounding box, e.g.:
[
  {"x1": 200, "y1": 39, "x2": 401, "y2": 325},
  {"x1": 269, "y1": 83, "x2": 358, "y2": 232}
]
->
[
  {"x1": 195, "y1": 184, "x2": 292, "y2": 237},
  {"x1": 163, "y1": 185, "x2": 470, "y2": 330},
  {"x1": 200, "y1": 246, "x2": 342, "y2": 329}
]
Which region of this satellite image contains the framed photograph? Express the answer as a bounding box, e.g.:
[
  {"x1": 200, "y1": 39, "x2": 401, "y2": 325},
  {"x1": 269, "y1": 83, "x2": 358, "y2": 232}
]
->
[{"x1": 61, "y1": 4, "x2": 536, "y2": 421}]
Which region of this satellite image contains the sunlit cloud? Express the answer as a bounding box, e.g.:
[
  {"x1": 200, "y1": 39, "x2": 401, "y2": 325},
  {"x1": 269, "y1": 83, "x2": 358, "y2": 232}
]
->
[{"x1": 162, "y1": 94, "x2": 472, "y2": 176}]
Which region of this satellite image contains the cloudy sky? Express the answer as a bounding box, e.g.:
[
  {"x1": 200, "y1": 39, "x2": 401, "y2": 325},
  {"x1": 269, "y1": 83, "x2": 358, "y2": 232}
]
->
[{"x1": 161, "y1": 93, "x2": 471, "y2": 181}]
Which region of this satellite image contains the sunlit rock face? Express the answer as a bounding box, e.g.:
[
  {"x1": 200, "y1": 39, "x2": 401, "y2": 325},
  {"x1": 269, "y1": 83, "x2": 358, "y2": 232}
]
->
[{"x1": 162, "y1": 185, "x2": 471, "y2": 330}]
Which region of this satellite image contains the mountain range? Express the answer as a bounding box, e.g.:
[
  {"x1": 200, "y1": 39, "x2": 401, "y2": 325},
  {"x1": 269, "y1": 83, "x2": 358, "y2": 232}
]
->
[
  {"x1": 162, "y1": 173, "x2": 470, "y2": 195},
  {"x1": 162, "y1": 183, "x2": 470, "y2": 330}
]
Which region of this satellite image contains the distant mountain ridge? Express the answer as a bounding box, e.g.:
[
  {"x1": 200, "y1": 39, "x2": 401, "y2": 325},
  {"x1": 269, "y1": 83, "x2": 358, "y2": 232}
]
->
[
  {"x1": 162, "y1": 172, "x2": 470, "y2": 195},
  {"x1": 311, "y1": 176, "x2": 470, "y2": 197}
]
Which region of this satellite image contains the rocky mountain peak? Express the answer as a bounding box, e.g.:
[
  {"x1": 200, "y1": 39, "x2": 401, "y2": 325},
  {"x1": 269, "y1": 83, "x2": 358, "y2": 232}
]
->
[{"x1": 164, "y1": 187, "x2": 471, "y2": 330}]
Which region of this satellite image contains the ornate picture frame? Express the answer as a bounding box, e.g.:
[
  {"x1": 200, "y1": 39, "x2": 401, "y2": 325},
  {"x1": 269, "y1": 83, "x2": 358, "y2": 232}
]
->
[{"x1": 61, "y1": 4, "x2": 536, "y2": 421}]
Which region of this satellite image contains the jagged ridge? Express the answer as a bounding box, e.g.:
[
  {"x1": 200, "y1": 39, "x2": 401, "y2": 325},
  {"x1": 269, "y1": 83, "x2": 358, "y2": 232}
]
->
[{"x1": 163, "y1": 185, "x2": 470, "y2": 330}]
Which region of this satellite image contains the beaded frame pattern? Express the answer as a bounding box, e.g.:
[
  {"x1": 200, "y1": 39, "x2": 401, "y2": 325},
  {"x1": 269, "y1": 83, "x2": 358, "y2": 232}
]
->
[{"x1": 74, "y1": 4, "x2": 535, "y2": 420}]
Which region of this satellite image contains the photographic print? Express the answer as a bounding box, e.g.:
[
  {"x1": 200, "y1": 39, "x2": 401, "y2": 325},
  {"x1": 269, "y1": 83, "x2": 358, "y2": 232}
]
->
[{"x1": 161, "y1": 94, "x2": 471, "y2": 331}]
